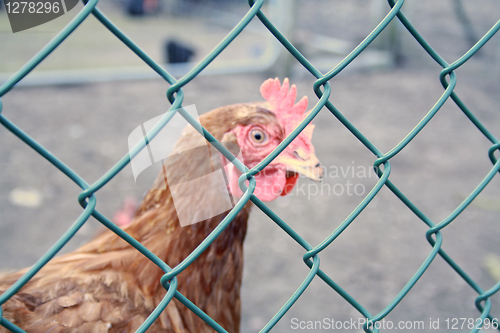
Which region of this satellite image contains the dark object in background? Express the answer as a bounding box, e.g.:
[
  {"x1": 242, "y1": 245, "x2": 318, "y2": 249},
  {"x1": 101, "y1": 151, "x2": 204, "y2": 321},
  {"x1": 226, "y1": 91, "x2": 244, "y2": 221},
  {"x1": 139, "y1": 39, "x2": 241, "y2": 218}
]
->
[
  {"x1": 165, "y1": 40, "x2": 196, "y2": 63},
  {"x1": 127, "y1": 0, "x2": 145, "y2": 16},
  {"x1": 126, "y1": 0, "x2": 159, "y2": 16}
]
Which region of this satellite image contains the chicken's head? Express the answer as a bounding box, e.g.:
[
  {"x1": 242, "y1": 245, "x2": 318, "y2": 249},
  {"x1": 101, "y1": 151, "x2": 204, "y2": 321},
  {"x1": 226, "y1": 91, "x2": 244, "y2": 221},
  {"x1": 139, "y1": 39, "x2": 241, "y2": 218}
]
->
[{"x1": 224, "y1": 78, "x2": 323, "y2": 202}]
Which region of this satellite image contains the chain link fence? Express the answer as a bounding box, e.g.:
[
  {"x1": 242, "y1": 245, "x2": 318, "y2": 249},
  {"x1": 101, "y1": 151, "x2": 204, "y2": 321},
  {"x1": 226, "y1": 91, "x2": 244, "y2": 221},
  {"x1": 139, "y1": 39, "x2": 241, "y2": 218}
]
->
[{"x1": 1, "y1": 0, "x2": 500, "y2": 332}]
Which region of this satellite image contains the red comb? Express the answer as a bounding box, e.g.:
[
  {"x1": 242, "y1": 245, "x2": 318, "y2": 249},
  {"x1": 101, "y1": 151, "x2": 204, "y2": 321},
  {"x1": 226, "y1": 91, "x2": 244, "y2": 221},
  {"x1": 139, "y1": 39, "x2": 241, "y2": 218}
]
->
[{"x1": 260, "y1": 78, "x2": 309, "y2": 135}]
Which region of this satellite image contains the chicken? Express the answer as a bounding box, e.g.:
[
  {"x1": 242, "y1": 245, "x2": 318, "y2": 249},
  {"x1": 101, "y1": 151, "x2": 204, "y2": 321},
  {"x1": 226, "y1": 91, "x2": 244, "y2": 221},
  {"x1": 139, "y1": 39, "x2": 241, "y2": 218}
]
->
[{"x1": 0, "y1": 78, "x2": 323, "y2": 333}]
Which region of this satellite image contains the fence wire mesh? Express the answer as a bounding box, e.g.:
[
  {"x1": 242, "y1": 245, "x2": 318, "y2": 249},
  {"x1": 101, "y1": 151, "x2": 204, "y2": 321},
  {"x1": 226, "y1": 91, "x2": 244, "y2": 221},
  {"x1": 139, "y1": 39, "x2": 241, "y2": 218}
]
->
[{"x1": 1, "y1": 0, "x2": 500, "y2": 332}]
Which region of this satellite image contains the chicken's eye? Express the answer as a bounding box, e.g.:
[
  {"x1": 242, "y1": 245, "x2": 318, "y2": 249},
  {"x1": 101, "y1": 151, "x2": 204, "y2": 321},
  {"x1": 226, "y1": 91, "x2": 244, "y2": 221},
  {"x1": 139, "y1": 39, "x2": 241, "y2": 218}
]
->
[{"x1": 249, "y1": 128, "x2": 268, "y2": 144}]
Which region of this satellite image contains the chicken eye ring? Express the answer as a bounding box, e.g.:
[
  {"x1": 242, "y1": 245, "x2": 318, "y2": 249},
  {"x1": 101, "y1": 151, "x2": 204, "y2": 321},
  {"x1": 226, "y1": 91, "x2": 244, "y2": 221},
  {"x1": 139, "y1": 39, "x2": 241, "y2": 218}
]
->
[{"x1": 249, "y1": 128, "x2": 268, "y2": 144}]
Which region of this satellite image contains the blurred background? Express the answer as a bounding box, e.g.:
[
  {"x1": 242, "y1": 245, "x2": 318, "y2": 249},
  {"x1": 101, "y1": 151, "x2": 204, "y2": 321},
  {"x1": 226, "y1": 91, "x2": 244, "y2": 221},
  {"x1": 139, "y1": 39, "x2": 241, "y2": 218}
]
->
[{"x1": 1, "y1": 0, "x2": 500, "y2": 332}]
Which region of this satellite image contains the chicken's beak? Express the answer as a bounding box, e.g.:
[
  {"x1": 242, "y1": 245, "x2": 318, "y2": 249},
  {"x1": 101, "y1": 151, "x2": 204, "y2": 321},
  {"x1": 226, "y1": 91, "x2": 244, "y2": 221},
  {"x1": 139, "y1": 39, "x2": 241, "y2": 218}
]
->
[{"x1": 276, "y1": 147, "x2": 323, "y2": 182}]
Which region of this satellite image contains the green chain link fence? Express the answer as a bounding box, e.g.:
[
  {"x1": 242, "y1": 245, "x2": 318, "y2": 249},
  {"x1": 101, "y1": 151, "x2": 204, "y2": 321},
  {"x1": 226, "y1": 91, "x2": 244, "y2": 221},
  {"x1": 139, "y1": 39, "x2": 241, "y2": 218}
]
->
[{"x1": 1, "y1": 0, "x2": 500, "y2": 332}]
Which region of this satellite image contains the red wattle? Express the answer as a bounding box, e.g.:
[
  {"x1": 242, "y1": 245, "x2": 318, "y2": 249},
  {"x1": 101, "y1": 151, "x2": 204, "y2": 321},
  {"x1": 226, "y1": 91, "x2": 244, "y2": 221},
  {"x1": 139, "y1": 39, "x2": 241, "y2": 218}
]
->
[{"x1": 281, "y1": 173, "x2": 299, "y2": 196}]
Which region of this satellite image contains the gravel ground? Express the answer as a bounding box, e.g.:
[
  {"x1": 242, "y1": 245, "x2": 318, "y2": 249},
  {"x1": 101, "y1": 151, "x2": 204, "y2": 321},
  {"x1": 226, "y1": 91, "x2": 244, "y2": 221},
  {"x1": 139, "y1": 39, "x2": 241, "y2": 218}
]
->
[{"x1": 1, "y1": 1, "x2": 500, "y2": 332}]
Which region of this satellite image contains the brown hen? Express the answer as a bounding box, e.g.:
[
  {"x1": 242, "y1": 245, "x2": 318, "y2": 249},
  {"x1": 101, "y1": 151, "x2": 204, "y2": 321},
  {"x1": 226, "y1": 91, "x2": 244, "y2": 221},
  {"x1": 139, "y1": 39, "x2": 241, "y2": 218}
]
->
[{"x1": 0, "y1": 78, "x2": 322, "y2": 333}]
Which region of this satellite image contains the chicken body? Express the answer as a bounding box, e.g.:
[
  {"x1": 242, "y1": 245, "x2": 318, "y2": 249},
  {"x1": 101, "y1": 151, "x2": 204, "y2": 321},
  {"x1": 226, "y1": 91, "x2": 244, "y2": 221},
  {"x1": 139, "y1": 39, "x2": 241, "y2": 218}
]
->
[{"x1": 0, "y1": 79, "x2": 322, "y2": 333}]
